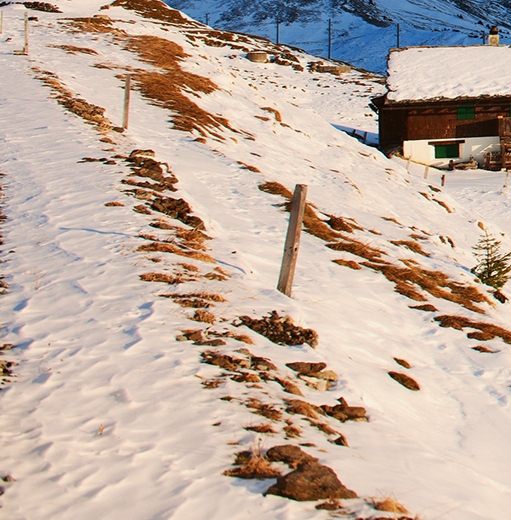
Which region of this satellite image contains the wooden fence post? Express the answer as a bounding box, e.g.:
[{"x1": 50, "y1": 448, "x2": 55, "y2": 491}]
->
[
  {"x1": 406, "y1": 157, "x2": 411, "y2": 171},
  {"x1": 23, "y1": 11, "x2": 28, "y2": 53},
  {"x1": 0, "y1": 11, "x2": 3, "y2": 35},
  {"x1": 122, "y1": 74, "x2": 131, "y2": 130},
  {"x1": 424, "y1": 166, "x2": 429, "y2": 179},
  {"x1": 441, "y1": 174, "x2": 446, "y2": 186},
  {"x1": 504, "y1": 171, "x2": 509, "y2": 188},
  {"x1": 277, "y1": 184, "x2": 308, "y2": 297}
]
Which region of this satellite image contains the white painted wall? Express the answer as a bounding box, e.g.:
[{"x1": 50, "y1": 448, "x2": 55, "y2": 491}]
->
[{"x1": 403, "y1": 136, "x2": 500, "y2": 168}]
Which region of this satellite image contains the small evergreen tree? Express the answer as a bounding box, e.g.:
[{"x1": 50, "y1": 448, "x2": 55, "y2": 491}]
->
[{"x1": 472, "y1": 230, "x2": 511, "y2": 290}]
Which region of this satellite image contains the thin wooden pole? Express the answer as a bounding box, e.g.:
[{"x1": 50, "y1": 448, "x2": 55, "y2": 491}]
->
[
  {"x1": 441, "y1": 174, "x2": 446, "y2": 186},
  {"x1": 122, "y1": 74, "x2": 131, "y2": 130},
  {"x1": 277, "y1": 184, "x2": 308, "y2": 297},
  {"x1": 424, "y1": 166, "x2": 429, "y2": 179},
  {"x1": 406, "y1": 157, "x2": 411, "y2": 171},
  {"x1": 0, "y1": 12, "x2": 3, "y2": 35},
  {"x1": 23, "y1": 11, "x2": 28, "y2": 54},
  {"x1": 396, "y1": 23, "x2": 400, "y2": 48},
  {"x1": 504, "y1": 171, "x2": 509, "y2": 188},
  {"x1": 328, "y1": 18, "x2": 332, "y2": 59}
]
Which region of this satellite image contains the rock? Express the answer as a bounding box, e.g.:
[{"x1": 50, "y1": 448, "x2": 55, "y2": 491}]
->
[
  {"x1": 301, "y1": 376, "x2": 328, "y2": 392},
  {"x1": 286, "y1": 361, "x2": 326, "y2": 376},
  {"x1": 265, "y1": 445, "x2": 317, "y2": 467},
  {"x1": 388, "y1": 371, "x2": 420, "y2": 391},
  {"x1": 275, "y1": 378, "x2": 303, "y2": 396},
  {"x1": 285, "y1": 399, "x2": 325, "y2": 419},
  {"x1": 331, "y1": 434, "x2": 349, "y2": 447},
  {"x1": 265, "y1": 462, "x2": 357, "y2": 501},
  {"x1": 316, "y1": 369, "x2": 338, "y2": 382}
]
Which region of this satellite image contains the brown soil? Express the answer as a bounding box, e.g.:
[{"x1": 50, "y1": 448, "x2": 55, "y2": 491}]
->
[
  {"x1": 388, "y1": 371, "x2": 420, "y2": 391},
  {"x1": 434, "y1": 315, "x2": 511, "y2": 343},
  {"x1": 266, "y1": 445, "x2": 317, "y2": 467},
  {"x1": 236, "y1": 311, "x2": 318, "y2": 348}
]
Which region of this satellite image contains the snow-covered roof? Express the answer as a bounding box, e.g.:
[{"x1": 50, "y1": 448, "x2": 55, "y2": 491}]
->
[{"x1": 387, "y1": 45, "x2": 511, "y2": 103}]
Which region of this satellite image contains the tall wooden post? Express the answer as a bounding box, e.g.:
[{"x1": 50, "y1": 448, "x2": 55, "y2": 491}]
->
[
  {"x1": 0, "y1": 11, "x2": 3, "y2": 35},
  {"x1": 276, "y1": 19, "x2": 280, "y2": 44},
  {"x1": 122, "y1": 74, "x2": 131, "y2": 130},
  {"x1": 441, "y1": 174, "x2": 446, "y2": 186},
  {"x1": 424, "y1": 166, "x2": 429, "y2": 179},
  {"x1": 396, "y1": 23, "x2": 400, "y2": 48},
  {"x1": 277, "y1": 184, "x2": 308, "y2": 297}
]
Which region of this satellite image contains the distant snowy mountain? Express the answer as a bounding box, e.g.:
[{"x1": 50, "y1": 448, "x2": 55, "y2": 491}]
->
[{"x1": 164, "y1": 0, "x2": 511, "y2": 72}]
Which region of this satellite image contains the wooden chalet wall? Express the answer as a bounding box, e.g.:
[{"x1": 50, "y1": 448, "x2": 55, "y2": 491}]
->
[{"x1": 377, "y1": 97, "x2": 511, "y2": 153}]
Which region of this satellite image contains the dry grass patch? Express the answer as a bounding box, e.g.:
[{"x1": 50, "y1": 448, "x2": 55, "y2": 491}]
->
[
  {"x1": 244, "y1": 423, "x2": 277, "y2": 434},
  {"x1": 261, "y1": 106, "x2": 283, "y2": 122},
  {"x1": 122, "y1": 35, "x2": 236, "y2": 138},
  {"x1": 104, "y1": 201, "x2": 124, "y2": 206},
  {"x1": 434, "y1": 315, "x2": 511, "y2": 344},
  {"x1": 237, "y1": 161, "x2": 261, "y2": 173},
  {"x1": 246, "y1": 398, "x2": 283, "y2": 421},
  {"x1": 32, "y1": 68, "x2": 113, "y2": 132},
  {"x1": 284, "y1": 422, "x2": 301, "y2": 438},
  {"x1": 138, "y1": 241, "x2": 215, "y2": 263},
  {"x1": 382, "y1": 216, "x2": 402, "y2": 225},
  {"x1": 328, "y1": 238, "x2": 386, "y2": 263},
  {"x1": 326, "y1": 215, "x2": 363, "y2": 233},
  {"x1": 433, "y1": 198, "x2": 452, "y2": 213},
  {"x1": 224, "y1": 449, "x2": 281, "y2": 479},
  {"x1": 390, "y1": 239, "x2": 430, "y2": 257},
  {"x1": 48, "y1": 44, "x2": 98, "y2": 55},
  {"x1": 409, "y1": 303, "x2": 438, "y2": 312},
  {"x1": 332, "y1": 259, "x2": 362, "y2": 270},
  {"x1": 371, "y1": 497, "x2": 409, "y2": 514},
  {"x1": 394, "y1": 357, "x2": 412, "y2": 369},
  {"x1": 191, "y1": 309, "x2": 216, "y2": 324},
  {"x1": 362, "y1": 262, "x2": 488, "y2": 312},
  {"x1": 140, "y1": 272, "x2": 181, "y2": 284},
  {"x1": 108, "y1": 0, "x2": 200, "y2": 25},
  {"x1": 63, "y1": 16, "x2": 120, "y2": 35}
]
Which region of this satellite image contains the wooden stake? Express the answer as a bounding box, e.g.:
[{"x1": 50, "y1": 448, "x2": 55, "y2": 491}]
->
[
  {"x1": 504, "y1": 171, "x2": 509, "y2": 188},
  {"x1": 23, "y1": 11, "x2": 28, "y2": 54},
  {"x1": 122, "y1": 74, "x2": 132, "y2": 130},
  {"x1": 406, "y1": 157, "x2": 411, "y2": 171},
  {"x1": 424, "y1": 166, "x2": 429, "y2": 179},
  {"x1": 0, "y1": 11, "x2": 4, "y2": 35},
  {"x1": 277, "y1": 184, "x2": 308, "y2": 297},
  {"x1": 441, "y1": 174, "x2": 446, "y2": 186}
]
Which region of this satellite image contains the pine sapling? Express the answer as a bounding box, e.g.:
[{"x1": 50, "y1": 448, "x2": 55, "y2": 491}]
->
[{"x1": 472, "y1": 230, "x2": 511, "y2": 293}]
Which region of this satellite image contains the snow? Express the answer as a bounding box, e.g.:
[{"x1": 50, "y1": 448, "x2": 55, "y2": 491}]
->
[
  {"x1": 387, "y1": 45, "x2": 511, "y2": 102},
  {"x1": 2, "y1": 2, "x2": 511, "y2": 520}
]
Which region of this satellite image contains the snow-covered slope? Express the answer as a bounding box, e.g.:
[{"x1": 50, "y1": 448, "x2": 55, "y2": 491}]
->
[
  {"x1": 165, "y1": 0, "x2": 511, "y2": 72},
  {"x1": 2, "y1": 1, "x2": 511, "y2": 519}
]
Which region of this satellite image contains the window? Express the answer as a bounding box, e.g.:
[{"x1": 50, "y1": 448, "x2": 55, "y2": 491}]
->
[
  {"x1": 457, "y1": 104, "x2": 475, "y2": 120},
  {"x1": 434, "y1": 143, "x2": 460, "y2": 159}
]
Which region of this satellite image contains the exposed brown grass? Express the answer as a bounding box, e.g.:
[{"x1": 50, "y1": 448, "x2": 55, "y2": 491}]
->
[
  {"x1": 261, "y1": 106, "x2": 283, "y2": 122},
  {"x1": 204, "y1": 267, "x2": 230, "y2": 281},
  {"x1": 109, "y1": 0, "x2": 200, "y2": 25},
  {"x1": 409, "y1": 303, "x2": 438, "y2": 312},
  {"x1": 140, "y1": 272, "x2": 181, "y2": 284},
  {"x1": 332, "y1": 258, "x2": 362, "y2": 270},
  {"x1": 472, "y1": 345, "x2": 497, "y2": 353},
  {"x1": 63, "y1": 16, "x2": 120, "y2": 35},
  {"x1": 382, "y1": 216, "x2": 402, "y2": 225},
  {"x1": 237, "y1": 161, "x2": 261, "y2": 173},
  {"x1": 362, "y1": 262, "x2": 488, "y2": 312},
  {"x1": 307, "y1": 419, "x2": 338, "y2": 436},
  {"x1": 390, "y1": 240, "x2": 430, "y2": 257},
  {"x1": 244, "y1": 423, "x2": 277, "y2": 434},
  {"x1": 283, "y1": 422, "x2": 302, "y2": 438},
  {"x1": 32, "y1": 68, "x2": 113, "y2": 132},
  {"x1": 224, "y1": 450, "x2": 281, "y2": 479},
  {"x1": 48, "y1": 44, "x2": 98, "y2": 55},
  {"x1": 434, "y1": 315, "x2": 511, "y2": 343},
  {"x1": 328, "y1": 238, "x2": 386, "y2": 263},
  {"x1": 388, "y1": 371, "x2": 420, "y2": 391},
  {"x1": 246, "y1": 398, "x2": 283, "y2": 421},
  {"x1": 433, "y1": 198, "x2": 452, "y2": 213},
  {"x1": 104, "y1": 201, "x2": 124, "y2": 206},
  {"x1": 122, "y1": 35, "x2": 236, "y2": 138},
  {"x1": 326, "y1": 215, "x2": 363, "y2": 233},
  {"x1": 138, "y1": 241, "x2": 215, "y2": 263},
  {"x1": 189, "y1": 309, "x2": 215, "y2": 324},
  {"x1": 371, "y1": 497, "x2": 409, "y2": 514}
]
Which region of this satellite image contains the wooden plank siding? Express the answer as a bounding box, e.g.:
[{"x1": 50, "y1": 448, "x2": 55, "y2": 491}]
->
[{"x1": 376, "y1": 96, "x2": 511, "y2": 153}]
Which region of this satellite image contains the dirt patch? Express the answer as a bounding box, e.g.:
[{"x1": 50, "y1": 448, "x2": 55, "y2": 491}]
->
[
  {"x1": 388, "y1": 371, "x2": 420, "y2": 391},
  {"x1": 236, "y1": 311, "x2": 318, "y2": 348},
  {"x1": 108, "y1": 0, "x2": 200, "y2": 26},
  {"x1": 0, "y1": 1, "x2": 61, "y2": 12},
  {"x1": 434, "y1": 314, "x2": 511, "y2": 344}
]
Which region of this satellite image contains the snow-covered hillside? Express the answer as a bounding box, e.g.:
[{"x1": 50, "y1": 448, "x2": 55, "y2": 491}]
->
[
  {"x1": 2, "y1": 1, "x2": 511, "y2": 519},
  {"x1": 165, "y1": 0, "x2": 511, "y2": 72}
]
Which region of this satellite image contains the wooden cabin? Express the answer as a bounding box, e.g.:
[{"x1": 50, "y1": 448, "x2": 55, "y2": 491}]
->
[{"x1": 373, "y1": 33, "x2": 511, "y2": 170}]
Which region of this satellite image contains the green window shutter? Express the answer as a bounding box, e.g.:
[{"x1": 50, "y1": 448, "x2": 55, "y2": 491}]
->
[
  {"x1": 457, "y1": 104, "x2": 475, "y2": 120},
  {"x1": 434, "y1": 143, "x2": 459, "y2": 159}
]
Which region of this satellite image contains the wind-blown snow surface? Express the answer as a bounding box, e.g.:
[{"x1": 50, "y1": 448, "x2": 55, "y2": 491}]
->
[{"x1": 2, "y1": 2, "x2": 511, "y2": 520}]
